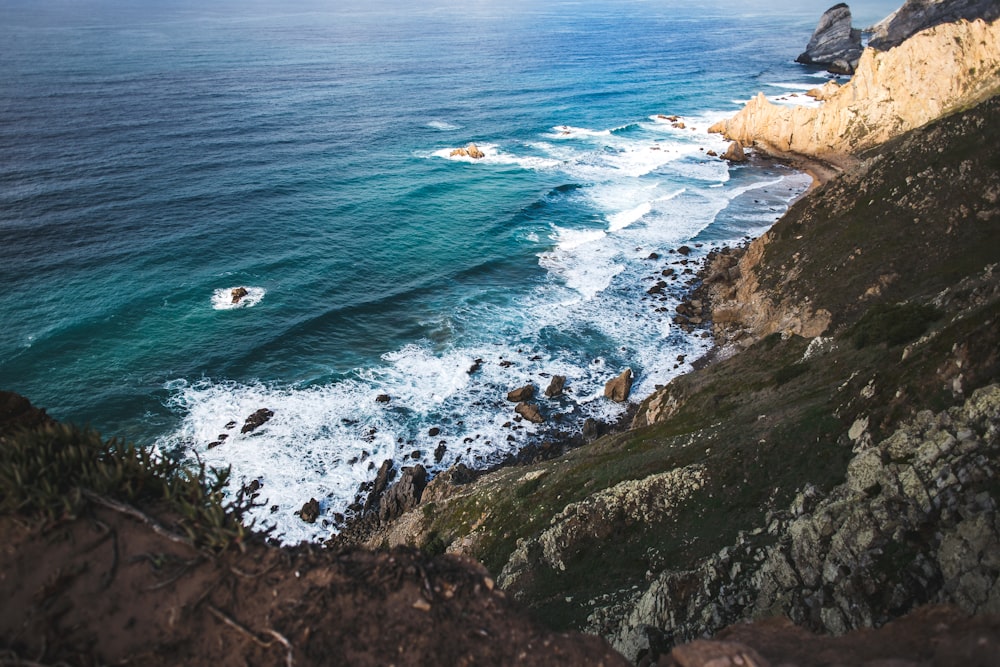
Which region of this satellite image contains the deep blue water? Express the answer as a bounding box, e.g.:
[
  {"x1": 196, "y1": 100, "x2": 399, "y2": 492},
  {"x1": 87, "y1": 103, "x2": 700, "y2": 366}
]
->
[{"x1": 0, "y1": 0, "x2": 898, "y2": 541}]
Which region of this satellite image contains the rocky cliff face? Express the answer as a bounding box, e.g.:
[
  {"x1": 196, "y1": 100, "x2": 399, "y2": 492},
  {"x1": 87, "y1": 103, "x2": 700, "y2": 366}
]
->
[
  {"x1": 869, "y1": 0, "x2": 1000, "y2": 49},
  {"x1": 709, "y1": 18, "x2": 1000, "y2": 160},
  {"x1": 603, "y1": 384, "x2": 1000, "y2": 661},
  {"x1": 795, "y1": 3, "x2": 863, "y2": 74}
]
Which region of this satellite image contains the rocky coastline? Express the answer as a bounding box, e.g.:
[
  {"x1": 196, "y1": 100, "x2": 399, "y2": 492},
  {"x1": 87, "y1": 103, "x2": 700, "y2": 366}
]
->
[{"x1": 4, "y1": 2, "x2": 1000, "y2": 665}]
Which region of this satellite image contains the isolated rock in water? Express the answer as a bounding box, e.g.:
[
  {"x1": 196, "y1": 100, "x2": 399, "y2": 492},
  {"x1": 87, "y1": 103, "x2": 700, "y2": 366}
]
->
[
  {"x1": 450, "y1": 142, "x2": 485, "y2": 159},
  {"x1": 604, "y1": 368, "x2": 634, "y2": 403},
  {"x1": 868, "y1": 0, "x2": 1000, "y2": 50},
  {"x1": 796, "y1": 3, "x2": 862, "y2": 74},
  {"x1": 515, "y1": 402, "x2": 545, "y2": 424},
  {"x1": 240, "y1": 408, "x2": 274, "y2": 434},
  {"x1": 231, "y1": 286, "x2": 249, "y2": 304},
  {"x1": 298, "y1": 498, "x2": 320, "y2": 523},
  {"x1": 545, "y1": 375, "x2": 567, "y2": 398},
  {"x1": 721, "y1": 141, "x2": 747, "y2": 162},
  {"x1": 507, "y1": 384, "x2": 536, "y2": 402}
]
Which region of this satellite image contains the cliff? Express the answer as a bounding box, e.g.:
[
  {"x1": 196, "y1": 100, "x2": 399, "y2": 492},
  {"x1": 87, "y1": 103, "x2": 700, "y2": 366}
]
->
[
  {"x1": 340, "y1": 94, "x2": 1000, "y2": 664},
  {"x1": 869, "y1": 0, "x2": 1000, "y2": 49},
  {"x1": 708, "y1": 17, "x2": 1000, "y2": 161}
]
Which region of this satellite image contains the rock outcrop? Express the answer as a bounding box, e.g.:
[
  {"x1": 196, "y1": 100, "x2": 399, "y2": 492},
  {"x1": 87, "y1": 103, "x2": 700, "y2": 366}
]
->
[
  {"x1": 869, "y1": 0, "x2": 1000, "y2": 50},
  {"x1": 795, "y1": 3, "x2": 863, "y2": 74},
  {"x1": 600, "y1": 385, "x2": 1000, "y2": 662},
  {"x1": 709, "y1": 18, "x2": 1000, "y2": 159},
  {"x1": 240, "y1": 407, "x2": 274, "y2": 434},
  {"x1": 604, "y1": 369, "x2": 634, "y2": 403},
  {"x1": 450, "y1": 142, "x2": 485, "y2": 159}
]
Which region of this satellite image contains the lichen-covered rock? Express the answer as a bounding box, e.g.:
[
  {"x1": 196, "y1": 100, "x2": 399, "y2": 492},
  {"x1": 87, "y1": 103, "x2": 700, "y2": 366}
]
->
[{"x1": 598, "y1": 385, "x2": 1000, "y2": 662}]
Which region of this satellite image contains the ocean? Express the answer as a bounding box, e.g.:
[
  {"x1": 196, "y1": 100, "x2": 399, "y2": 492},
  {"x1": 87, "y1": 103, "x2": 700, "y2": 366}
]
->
[{"x1": 0, "y1": 0, "x2": 898, "y2": 542}]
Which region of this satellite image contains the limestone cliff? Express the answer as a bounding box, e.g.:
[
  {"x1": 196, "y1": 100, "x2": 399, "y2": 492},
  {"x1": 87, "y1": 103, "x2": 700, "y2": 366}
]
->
[{"x1": 709, "y1": 18, "x2": 1000, "y2": 160}]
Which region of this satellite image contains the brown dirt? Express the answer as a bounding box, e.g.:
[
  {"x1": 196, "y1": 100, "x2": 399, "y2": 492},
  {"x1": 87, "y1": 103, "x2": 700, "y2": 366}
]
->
[{"x1": 0, "y1": 508, "x2": 627, "y2": 666}]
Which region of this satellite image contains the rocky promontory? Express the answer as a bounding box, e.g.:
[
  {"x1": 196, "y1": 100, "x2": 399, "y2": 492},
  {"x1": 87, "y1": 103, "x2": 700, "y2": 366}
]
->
[
  {"x1": 709, "y1": 17, "x2": 1000, "y2": 160},
  {"x1": 795, "y1": 3, "x2": 863, "y2": 74},
  {"x1": 869, "y1": 0, "x2": 1000, "y2": 49}
]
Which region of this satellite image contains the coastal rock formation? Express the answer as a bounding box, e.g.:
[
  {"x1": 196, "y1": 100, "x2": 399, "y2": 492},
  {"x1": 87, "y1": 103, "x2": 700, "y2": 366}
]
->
[
  {"x1": 515, "y1": 402, "x2": 545, "y2": 424},
  {"x1": 230, "y1": 286, "x2": 249, "y2": 304},
  {"x1": 240, "y1": 407, "x2": 274, "y2": 434},
  {"x1": 450, "y1": 142, "x2": 485, "y2": 159},
  {"x1": 720, "y1": 141, "x2": 746, "y2": 163},
  {"x1": 795, "y1": 3, "x2": 863, "y2": 74},
  {"x1": 869, "y1": 0, "x2": 1000, "y2": 50},
  {"x1": 601, "y1": 384, "x2": 1000, "y2": 662},
  {"x1": 507, "y1": 384, "x2": 536, "y2": 402},
  {"x1": 545, "y1": 375, "x2": 567, "y2": 398},
  {"x1": 604, "y1": 369, "x2": 634, "y2": 402},
  {"x1": 709, "y1": 18, "x2": 1000, "y2": 159}
]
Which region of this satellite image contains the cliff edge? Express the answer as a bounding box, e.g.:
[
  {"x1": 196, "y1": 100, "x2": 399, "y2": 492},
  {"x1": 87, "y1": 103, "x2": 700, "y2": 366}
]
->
[{"x1": 709, "y1": 17, "x2": 1000, "y2": 161}]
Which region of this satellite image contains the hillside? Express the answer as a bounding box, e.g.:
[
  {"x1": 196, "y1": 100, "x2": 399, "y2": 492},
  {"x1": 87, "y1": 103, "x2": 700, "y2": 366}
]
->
[{"x1": 344, "y1": 93, "x2": 1000, "y2": 663}]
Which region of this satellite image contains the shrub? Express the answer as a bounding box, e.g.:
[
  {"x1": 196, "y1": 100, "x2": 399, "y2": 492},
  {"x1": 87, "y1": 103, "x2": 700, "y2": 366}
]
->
[{"x1": 850, "y1": 302, "x2": 942, "y2": 349}]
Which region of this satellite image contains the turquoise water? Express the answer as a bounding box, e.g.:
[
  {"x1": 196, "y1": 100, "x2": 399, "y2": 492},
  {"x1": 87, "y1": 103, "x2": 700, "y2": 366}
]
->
[{"x1": 0, "y1": 0, "x2": 897, "y2": 541}]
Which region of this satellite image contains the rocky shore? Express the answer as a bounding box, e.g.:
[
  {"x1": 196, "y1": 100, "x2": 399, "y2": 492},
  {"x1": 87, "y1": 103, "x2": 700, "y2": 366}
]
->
[{"x1": 4, "y1": 2, "x2": 1000, "y2": 665}]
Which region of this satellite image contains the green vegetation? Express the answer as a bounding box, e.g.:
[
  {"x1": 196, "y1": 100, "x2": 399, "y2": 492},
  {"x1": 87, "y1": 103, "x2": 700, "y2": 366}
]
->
[
  {"x1": 0, "y1": 423, "x2": 253, "y2": 551},
  {"x1": 849, "y1": 302, "x2": 942, "y2": 349}
]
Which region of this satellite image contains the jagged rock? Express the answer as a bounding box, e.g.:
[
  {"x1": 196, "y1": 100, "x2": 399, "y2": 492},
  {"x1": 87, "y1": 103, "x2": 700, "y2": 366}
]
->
[
  {"x1": 605, "y1": 369, "x2": 634, "y2": 403},
  {"x1": 434, "y1": 442, "x2": 447, "y2": 463},
  {"x1": 231, "y1": 286, "x2": 249, "y2": 304},
  {"x1": 805, "y1": 80, "x2": 841, "y2": 101},
  {"x1": 721, "y1": 141, "x2": 747, "y2": 162},
  {"x1": 795, "y1": 3, "x2": 862, "y2": 74},
  {"x1": 507, "y1": 384, "x2": 536, "y2": 402},
  {"x1": 450, "y1": 142, "x2": 485, "y2": 159},
  {"x1": 364, "y1": 459, "x2": 396, "y2": 512},
  {"x1": 602, "y1": 385, "x2": 1000, "y2": 662},
  {"x1": 375, "y1": 394, "x2": 391, "y2": 403},
  {"x1": 515, "y1": 402, "x2": 544, "y2": 424},
  {"x1": 298, "y1": 498, "x2": 320, "y2": 523},
  {"x1": 545, "y1": 375, "x2": 567, "y2": 398},
  {"x1": 240, "y1": 408, "x2": 274, "y2": 434},
  {"x1": 868, "y1": 0, "x2": 1000, "y2": 50},
  {"x1": 709, "y1": 18, "x2": 1000, "y2": 158},
  {"x1": 378, "y1": 465, "x2": 427, "y2": 524}
]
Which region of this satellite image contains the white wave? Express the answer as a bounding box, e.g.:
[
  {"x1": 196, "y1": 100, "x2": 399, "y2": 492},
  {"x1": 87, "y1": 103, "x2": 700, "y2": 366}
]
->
[
  {"x1": 427, "y1": 120, "x2": 461, "y2": 131},
  {"x1": 607, "y1": 201, "x2": 652, "y2": 232},
  {"x1": 548, "y1": 124, "x2": 613, "y2": 138},
  {"x1": 551, "y1": 226, "x2": 607, "y2": 251},
  {"x1": 211, "y1": 286, "x2": 265, "y2": 310},
  {"x1": 431, "y1": 143, "x2": 561, "y2": 170}
]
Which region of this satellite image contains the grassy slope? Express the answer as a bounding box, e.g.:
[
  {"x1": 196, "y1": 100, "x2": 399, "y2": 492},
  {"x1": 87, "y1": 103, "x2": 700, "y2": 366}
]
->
[{"x1": 395, "y1": 96, "x2": 1000, "y2": 631}]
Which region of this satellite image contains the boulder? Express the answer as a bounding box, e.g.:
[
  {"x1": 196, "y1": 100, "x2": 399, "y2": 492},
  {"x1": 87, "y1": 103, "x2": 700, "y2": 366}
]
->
[
  {"x1": 375, "y1": 394, "x2": 391, "y2": 403},
  {"x1": 545, "y1": 375, "x2": 567, "y2": 398},
  {"x1": 515, "y1": 402, "x2": 545, "y2": 424},
  {"x1": 795, "y1": 3, "x2": 862, "y2": 74},
  {"x1": 298, "y1": 498, "x2": 320, "y2": 524},
  {"x1": 240, "y1": 408, "x2": 274, "y2": 434},
  {"x1": 805, "y1": 80, "x2": 841, "y2": 101},
  {"x1": 450, "y1": 142, "x2": 486, "y2": 159},
  {"x1": 231, "y1": 286, "x2": 249, "y2": 304},
  {"x1": 721, "y1": 141, "x2": 747, "y2": 162},
  {"x1": 604, "y1": 368, "x2": 634, "y2": 403},
  {"x1": 507, "y1": 384, "x2": 536, "y2": 402}
]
